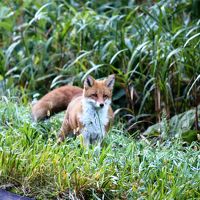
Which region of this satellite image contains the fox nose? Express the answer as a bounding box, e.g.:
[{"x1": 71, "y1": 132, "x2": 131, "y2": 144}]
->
[{"x1": 100, "y1": 103, "x2": 104, "y2": 108}]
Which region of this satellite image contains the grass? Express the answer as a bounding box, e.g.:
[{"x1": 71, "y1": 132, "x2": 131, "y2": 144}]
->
[
  {"x1": 0, "y1": 0, "x2": 200, "y2": 199},
  {"x1": 0, "y1": 0, "x2": 200, "y2": 129},
  {"x1": 0, "y1": 97, "x2": 199, "y2": 199}
]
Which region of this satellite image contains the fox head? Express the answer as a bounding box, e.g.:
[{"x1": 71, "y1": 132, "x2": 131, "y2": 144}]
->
[{"x1": 83, "y1": 74, "x2": 115, "y2": 109}]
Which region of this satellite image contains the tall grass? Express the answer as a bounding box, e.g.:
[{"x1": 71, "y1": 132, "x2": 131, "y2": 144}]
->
[
  {"x1": 0, "y1": 0, "x2": 199, "y2": 132},
  {"x1": 0, "y1": 98, "x2": 199, "y2": 199}
]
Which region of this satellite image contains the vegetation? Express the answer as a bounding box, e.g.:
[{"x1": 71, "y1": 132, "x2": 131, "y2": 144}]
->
[
  {"x1": 0, "y1": 0, "x2": 200, "y2": 199},
  {"x1": 0, "y1": 99, "x2": 199, "y2": 199},
  {"x1": 1, "y1": 0, "x2": 200, "y2": 123}
]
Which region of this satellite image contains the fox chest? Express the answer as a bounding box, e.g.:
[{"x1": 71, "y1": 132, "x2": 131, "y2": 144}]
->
[{"x1": 79, "y1": 108, "x2": 109, "y2": 143}]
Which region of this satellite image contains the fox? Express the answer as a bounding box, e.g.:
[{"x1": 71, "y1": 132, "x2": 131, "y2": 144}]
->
[
  {"x1": 31, "y1": 74, "x2": 115, "y2": 147},
  {"x1": 32, "y1": 85, "x2": 83, "y2": 121}
]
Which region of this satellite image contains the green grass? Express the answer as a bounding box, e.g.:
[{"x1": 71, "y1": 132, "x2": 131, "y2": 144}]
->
[
  {"x1": 0, "y1": 1, "x2": 200, "y2": 198},
  {"x1": 0, "y1": 97, "x2": 199, "y2": 199}
]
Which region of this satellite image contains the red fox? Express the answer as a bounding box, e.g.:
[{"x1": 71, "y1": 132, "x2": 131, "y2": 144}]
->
[
  {"x1": 32, "y1": 85, "x2": 83, "y2": 121},
  {"x1": 32, "y1": 75, "x2": 115, "y2": 147}
]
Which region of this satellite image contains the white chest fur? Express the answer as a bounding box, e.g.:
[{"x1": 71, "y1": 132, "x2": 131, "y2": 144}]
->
[{"x1": 80, "y1": 99, "x2": 110, "y2": 146}]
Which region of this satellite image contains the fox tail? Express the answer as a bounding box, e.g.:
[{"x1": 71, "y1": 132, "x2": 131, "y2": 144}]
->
[{"x1": 31, "y1": 85, "x2": 82, "y2": 121}]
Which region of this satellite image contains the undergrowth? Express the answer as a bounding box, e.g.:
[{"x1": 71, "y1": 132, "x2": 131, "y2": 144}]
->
[{"x1": 0, "y1": 97, "x2": 199, "y2": 199}]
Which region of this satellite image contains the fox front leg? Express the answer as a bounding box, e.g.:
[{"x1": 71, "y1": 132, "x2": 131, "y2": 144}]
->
[
  {"x1": 83, "y1": 134, "x2": 90, "y2": 148},
  {"x1": 57, "y1": 118, "x2": 71, "y2": 144}
]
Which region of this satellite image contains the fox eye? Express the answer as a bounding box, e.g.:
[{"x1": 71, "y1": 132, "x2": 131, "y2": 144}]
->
[
  {"x1": 91, "y1": 93, "x2": 97, "y2": 98},
  {"x1": 103, "y1": 94, "x2": 108, "y2": 99}
]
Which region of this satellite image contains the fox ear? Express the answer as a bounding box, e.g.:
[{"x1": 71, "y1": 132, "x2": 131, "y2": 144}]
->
[
  {"x1": 105, "y1": 74, "x2": 115, "y2": 90},
  {"x1": 84, "y1": 75, "x2": 94, "y2": 88}
]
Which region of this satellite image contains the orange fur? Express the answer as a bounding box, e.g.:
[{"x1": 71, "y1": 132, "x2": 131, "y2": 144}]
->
[
  {"x1": 58, "y1": 75, "x2": 115, "y2": 146},
  {"x1": 31, "y1": 75, "x2": 115, "y2": 146},
  {"x1": 31, "y1": 85, "x2": 82, "y2": 121}
]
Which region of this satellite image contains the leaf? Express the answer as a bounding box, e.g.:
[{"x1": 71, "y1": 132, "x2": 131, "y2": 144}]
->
[
  {"x1": 187, "y1": 75, "x2": 200, "y2": 97},
  {"x1": 182, "y1": 130, "x2": 198, "y2": 144},
  {"x1": 5, "y1": 67, "x2": 18, "y2": 76},
  {"x1": 0, "y1": 75, "x2": 3, "y2": 81},
  {"x1": 113, "y1": 88, "x2": 126, "y2": 101},
  {"x1": 36, "y1": 73, "x2": 56, "y2": 82},
  {"x1": 139, "y1": 83, "x2": 155, "y2": 115},
  {"x1": 185, "y1": 26, "x2": 200, "y2": 37},
  {"x1": 165, "y1": 48, "x2": 182, "y2": 65},
  {"x1": 5, "y1": 40, "x2": 21, "y2": 65},
  {"x1": 184, "y1": 33, "x2": 200, "y2": 47},
  {"x1": 81, "y1": 62, "x2": 104, "y2": 82},
  {"x1": 0, "y1": 6, "x2": 14, "y2": 20},
  {"x1": 0, "y1": 22, "x2": 12, "y2": 31},
  {"x1": 143, "y1": 106, "x2": 200, "y2": 139},
  {"x1": 63, "y1": 51, "x2": 92, "y2": 69},
  {"x1": 127, "y1": 41, "x2": 149, "y2": 72},
  {"x1": 110, "y1": 49, "x2": 128, "y2": 64},
  {"x1": 29, "y1": 3, "x2": 52, "y2": 25}
]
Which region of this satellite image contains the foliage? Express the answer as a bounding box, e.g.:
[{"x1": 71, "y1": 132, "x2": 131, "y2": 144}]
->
[
  {"x1": 0, "y1": 0, "x2": 200, "y2": 132},
  {"x1": 143, "y1": 105, "x2": 200, "y2": 140},
  {"x1": 0, "y1": 1, "x2": 200, "y2": 198},
  {"x1": 0, "y1": 98, "x2": 199, "y2": 199}
]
